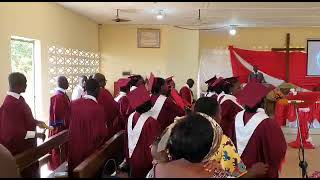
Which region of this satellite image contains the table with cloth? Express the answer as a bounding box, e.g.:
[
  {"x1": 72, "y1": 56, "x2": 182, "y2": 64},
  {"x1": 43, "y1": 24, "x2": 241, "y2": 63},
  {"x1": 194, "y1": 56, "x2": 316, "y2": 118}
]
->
[{"x1": 274, "y1": 92, "x2": 320, "y2": 149}]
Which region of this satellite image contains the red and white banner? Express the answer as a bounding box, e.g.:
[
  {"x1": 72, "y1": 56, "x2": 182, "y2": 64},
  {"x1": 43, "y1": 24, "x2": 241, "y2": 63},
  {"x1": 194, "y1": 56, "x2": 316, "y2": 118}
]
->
[{"x1": 228, "y1": 46, "x2": 320, "y2": 91}]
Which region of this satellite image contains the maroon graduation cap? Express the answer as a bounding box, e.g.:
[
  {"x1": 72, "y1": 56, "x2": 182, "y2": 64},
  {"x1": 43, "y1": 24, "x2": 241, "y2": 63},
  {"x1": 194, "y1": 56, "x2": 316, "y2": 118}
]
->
[
  {"x1": 147, "y1": 72, "x2": 156, "y2": 92},
  {"x1": 126, "y1": 85, "x2": 151, "y2": 110},
  {"x1": 117, "y1": 78, "x2": 131, "y2": 88},
  {"x1": 205, "y1": 76, "x2": 217, "y2": 85},
  {"x1": 237, "y1": 81, "x2": 274, "y2": 108},
  {"x1": 209, "y1": 77, "x2": 225, "y2": 88}
]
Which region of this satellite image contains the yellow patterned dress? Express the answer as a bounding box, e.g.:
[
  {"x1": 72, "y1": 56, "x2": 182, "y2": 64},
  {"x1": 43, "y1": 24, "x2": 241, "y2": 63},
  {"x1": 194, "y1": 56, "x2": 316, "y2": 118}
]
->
[{"x1": 209, "y1": 135, "x2": 247, "y2": 178}]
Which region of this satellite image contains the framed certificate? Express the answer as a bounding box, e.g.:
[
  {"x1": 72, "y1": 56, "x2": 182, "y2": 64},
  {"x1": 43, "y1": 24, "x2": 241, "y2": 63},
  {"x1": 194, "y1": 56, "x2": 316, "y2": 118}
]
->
[{"x1": 137, "y1": 28, "x2": 161, "y2": 48}]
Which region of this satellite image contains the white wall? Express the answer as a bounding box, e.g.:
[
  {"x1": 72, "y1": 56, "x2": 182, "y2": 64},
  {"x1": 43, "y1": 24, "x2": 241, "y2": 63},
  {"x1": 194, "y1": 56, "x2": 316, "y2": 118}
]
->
[{"x1": 0, "y1": 2, "x2": 99, "y2": 122}]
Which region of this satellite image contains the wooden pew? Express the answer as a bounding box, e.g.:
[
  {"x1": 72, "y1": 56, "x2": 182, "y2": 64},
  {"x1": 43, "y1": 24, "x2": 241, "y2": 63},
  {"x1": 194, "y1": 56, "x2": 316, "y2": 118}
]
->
[
  {"x1": 72, "y1": 130, "x2": 125, "y2": 178},
  {"x1": 14, "y1": 130, "x2": 69, "y2": 173}
]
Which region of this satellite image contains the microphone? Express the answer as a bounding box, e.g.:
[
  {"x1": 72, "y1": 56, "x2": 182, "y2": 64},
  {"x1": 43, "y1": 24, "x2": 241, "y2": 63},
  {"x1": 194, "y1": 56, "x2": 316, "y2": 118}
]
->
[{"x1": 288, "y1": 100, "x2": 304, "y2": 104}]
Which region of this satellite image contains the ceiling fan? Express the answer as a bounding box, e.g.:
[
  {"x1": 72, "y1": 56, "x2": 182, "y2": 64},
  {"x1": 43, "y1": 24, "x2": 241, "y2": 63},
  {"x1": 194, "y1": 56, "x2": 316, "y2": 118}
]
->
[
  {"x1": 112, "y1": 9, "x2": 131, "y2": 23},
  {"x1": 174, "y1": 9, "x2": 229, "y2": 31}
]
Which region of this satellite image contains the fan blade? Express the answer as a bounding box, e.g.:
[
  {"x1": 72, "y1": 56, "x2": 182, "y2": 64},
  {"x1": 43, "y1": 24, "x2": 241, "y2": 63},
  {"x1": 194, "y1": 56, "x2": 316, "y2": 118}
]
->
[{"x1": 112, "y1": 18, "x2": 131, "y2": 22}]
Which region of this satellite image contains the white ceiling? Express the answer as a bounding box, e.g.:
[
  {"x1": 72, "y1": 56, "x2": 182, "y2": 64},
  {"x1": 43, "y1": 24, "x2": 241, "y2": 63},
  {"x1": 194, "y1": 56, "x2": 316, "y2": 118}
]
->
[{"x1": 57, "y1": 2, "x2": 320, "y2": 28}]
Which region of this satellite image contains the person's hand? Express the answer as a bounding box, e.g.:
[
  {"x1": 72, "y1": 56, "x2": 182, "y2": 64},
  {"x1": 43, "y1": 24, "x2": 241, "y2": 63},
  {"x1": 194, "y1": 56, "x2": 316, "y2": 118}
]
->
[
  {"x1": 248, "y1": 162, "x2": 269, "y2": 177},
  {"x1": 36, "y1": 133, "x2": 46, "y2": 141},
  {"x1": 203, "y1": 160, "x2": 223, "y2": 172},
  {"x1": 36, "y1": 121, "x2": 47, "y2": 129},
  {"x1": 36, "y1": 121, "x2": 53, "y2": 130}
]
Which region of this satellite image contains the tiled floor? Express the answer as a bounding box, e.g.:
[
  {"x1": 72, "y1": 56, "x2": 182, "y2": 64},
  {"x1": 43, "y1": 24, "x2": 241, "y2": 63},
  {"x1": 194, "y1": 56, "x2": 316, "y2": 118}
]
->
[{"x1": 280, "y1": 128, "x2": 320, "y2": 178}]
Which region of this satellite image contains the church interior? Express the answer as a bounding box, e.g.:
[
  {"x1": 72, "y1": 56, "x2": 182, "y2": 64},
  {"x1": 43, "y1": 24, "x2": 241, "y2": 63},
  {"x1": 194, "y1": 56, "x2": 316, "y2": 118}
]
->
[{"x1": 1, "y1": 2, "x2": 320, "y2": 178}]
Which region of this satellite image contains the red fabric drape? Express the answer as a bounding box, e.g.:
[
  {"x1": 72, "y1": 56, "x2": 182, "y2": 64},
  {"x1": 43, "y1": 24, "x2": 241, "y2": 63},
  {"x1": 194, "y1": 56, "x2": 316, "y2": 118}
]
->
[{"x1": 229, "y1": 46, "x2": 320, "y2": 90}]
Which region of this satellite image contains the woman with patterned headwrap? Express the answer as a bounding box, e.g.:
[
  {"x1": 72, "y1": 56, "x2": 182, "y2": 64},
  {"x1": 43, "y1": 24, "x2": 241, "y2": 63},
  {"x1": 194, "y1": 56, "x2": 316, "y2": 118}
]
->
[{"x1": 147, "y1": 112, "x2": 230, "y2": 178}]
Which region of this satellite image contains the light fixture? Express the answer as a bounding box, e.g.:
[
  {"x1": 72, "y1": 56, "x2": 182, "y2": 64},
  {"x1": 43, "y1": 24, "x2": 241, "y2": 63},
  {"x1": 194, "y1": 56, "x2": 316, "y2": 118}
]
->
[
  {"x1": 229, "y1": 25, "x2": 237, "y2": 36},
  {"x1": 156, "y1": 10, "x2": 164, "y2": 20}
]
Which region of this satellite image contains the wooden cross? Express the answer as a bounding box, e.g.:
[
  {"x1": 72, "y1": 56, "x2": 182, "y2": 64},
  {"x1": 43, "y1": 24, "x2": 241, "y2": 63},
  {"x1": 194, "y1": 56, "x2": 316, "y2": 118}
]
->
[{"x1": 271, "y1": 33, "x2": 305, "y2": 82}]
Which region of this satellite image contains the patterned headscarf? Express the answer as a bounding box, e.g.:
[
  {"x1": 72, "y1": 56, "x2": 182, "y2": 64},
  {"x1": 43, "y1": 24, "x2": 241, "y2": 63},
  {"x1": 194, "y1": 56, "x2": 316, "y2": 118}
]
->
[{"x1": 157, "y1": 112, "x2": 223, "y2": 162}]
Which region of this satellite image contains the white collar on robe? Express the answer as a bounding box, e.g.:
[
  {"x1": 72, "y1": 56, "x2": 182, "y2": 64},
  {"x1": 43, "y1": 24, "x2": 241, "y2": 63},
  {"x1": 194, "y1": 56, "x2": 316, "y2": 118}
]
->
[
  {"x1": 217, "y1": 91, "x2": 225, "y2": 101},
  {"x1": 220, "y1": 94, "x2": 244, "y2": 109},
  {"x1": 7, "y1": 91, "x2": 21, "y2": 99},
  {"x1": 206, "y1": 92, "x2": 217, "y2": 97},
  {"x1": 83, "y1": 94, "x2": 98, "y2": 103},
  {"x1": 147, "y1": 94, "x2": 167, "y2": 120},
  {"x1": 55, "y1": 87, "x2": 66, "y2": 94},
  {"x1": 130, "y1": 86, "x2": 137, "y2": 92},
  {"x1": 235, "y1": 109, "x2": 269, "y2": 156},
  {"x1": 76, "y1": 84, "x2": 84, "y2": 91},
  {"x1": 127, "y1": 112, "x2": 151, "y2": 158},
  {"x1": 114, "y1": 92, "x2": 127, "y2": 102}
]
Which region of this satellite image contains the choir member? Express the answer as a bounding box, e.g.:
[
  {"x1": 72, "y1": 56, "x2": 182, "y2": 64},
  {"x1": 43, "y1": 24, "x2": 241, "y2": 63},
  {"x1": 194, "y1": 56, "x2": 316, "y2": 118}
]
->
[
  {"x1": 194, "y1": 97, "x2": 268, "y2": 178},
  {"x1": 179, "y1": 78, "x2": 195, "y2": 105},
  {"x1": 150, "y1": 77, "x2": 185, "y2": 132},
  {"x1": 125, "y1": 85, "x2": 160, "y2": 178},
  {"x1": 0, "y1": 72, "x2": 49, "y2": 178},
  {"x1": 219, "y1": 76, "x2": 243, "y2": 139},
  {"x1": 114, "y1": 78, "x2": 132, "y2": 130},
  {"x1": 128, "y1": 74, "x2": 145, "y2": 92},
  {"x1": 234, "y1": 81, "x2": 287, "y2": 178},
  {"x1": 68, "y1": 78, "x2": 108, "y2": 174},
  {"x1": 48, "y1": 76, "x2": 71, "y2": 170},
  {"x1": 93, "y1": 73, "x2": 120, "y2": 137},
  {"x1": 71, "y1": 75, "x2": 87, "y2": 100}
]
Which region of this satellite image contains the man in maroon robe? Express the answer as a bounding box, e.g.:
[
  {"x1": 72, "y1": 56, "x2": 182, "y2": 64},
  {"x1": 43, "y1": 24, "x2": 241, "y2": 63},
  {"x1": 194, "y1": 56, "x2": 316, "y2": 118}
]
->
[
  {"x1": 219, "y1": 77, "x2": 243, "y2": 139},
  {"x1": 94, "y1": 73, "x2": 120, "y2": 138},
  {"x1": 48, "y1": 76, "x2": 71, "y2": 170},
  {"x1": 150, "y1": 76, "x2": 185, "y2": 132},
  {"x1": 125, "y1": 85, "x2": 160, "y2": 178},
  {"x1": 114, "y1": 78, "x2": 132, "y2": 131},
  {"x1": 234, "y1": 81, "x2": 287, "y2": 178},
  {"x1": 68, "y1": 78, "x2": 108, "y2": 174},
  {"x1": 0, "y1": 72, "x2": 49, "y2": 178},
  {"x1": 179, "y1": 78, "x2": 194, "y2": 105}
]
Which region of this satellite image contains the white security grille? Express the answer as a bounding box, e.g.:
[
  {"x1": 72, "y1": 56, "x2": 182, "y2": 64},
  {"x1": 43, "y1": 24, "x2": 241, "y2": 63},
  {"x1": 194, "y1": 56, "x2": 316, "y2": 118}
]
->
[{"x1": 48, "y1": 46, "x2": 100, "y2": 96}]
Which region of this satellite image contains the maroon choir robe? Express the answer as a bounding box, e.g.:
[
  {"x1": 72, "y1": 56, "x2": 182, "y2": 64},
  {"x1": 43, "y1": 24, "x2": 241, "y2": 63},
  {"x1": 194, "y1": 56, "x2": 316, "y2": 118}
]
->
[
  {"x1": 48, "y1": 90, "x2": 71, "y2": 170},
  {"x1": 220, "y1": 95, "x2": 243, "y2": 140},
  {"x1": 125, "y1": 112, "x2": 160, "y2": 178},
  {"x1": 179, "y1": 85, "x2": 193, "y2": 105},
  {"x1": 232, "y1": 110, "x2": 287, "y2": 178},
  {"x1": 68, "y1": 97, "x2": 108, "y2": 172},
  {"x1": 150, "y1": 94, "x2": 185, "y2": 132},
  {"x1": 97, "y1": 88, "x2": 120, "y2": 137},
  {"x1": 0, "y1": 95, "x2": 39, "y2": 178},
  {"x1": 117, "y1": 95, "x2": 133, "y2": 131}
]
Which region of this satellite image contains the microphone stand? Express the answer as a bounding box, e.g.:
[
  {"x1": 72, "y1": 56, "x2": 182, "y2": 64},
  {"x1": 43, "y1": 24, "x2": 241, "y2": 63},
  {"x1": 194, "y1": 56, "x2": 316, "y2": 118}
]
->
[{"x1": 291, "y1": 101, "x2": 308, "y2": 178}]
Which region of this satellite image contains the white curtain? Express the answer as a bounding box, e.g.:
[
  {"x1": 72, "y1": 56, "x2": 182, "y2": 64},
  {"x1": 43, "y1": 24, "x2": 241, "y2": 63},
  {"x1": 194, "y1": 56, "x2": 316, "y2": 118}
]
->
[{"x1": 197, "y1": 48, "x2": 233, "y2": 97}]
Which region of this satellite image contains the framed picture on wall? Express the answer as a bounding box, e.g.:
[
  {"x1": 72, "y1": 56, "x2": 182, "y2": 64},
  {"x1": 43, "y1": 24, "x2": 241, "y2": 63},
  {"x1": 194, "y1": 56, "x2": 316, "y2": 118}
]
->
[{"x1": 137, "y1": 28, "x2": 161, "y2": 48}]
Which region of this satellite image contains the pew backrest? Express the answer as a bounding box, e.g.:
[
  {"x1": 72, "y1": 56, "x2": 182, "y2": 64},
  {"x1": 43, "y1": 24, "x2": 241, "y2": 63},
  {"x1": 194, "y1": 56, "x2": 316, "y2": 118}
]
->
[
  {"x1": 73, "y1": 130, "x2": 125, "y2": 178},
  {"x1": 14, "y1": 130, "x2": 69, "y2": 172}
]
